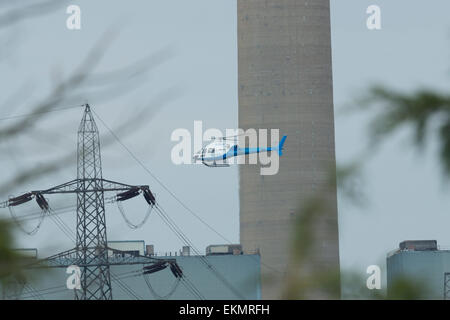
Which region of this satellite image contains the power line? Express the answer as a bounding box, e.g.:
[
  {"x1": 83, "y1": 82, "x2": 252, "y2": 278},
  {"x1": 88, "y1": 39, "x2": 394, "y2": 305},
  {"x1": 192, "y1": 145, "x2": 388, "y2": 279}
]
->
[
  {"x1": 9, "y1": 269, "x2": 145, "y2": 300},
  {"x1": 92, "y1": 108, "x2": 282, "y2": 276},
  {"x1": 3, "y1": 202, "x2": 206, "y2": 300},
  {"x1": 1, "y1": 204, "x2": 76, "y2": 222},
  {"x1": 92, "y1": 109, "x2": 258, "y2": 299},
  {"x1": 43, "y1": 206, "x2": 144, "y2": 301},
  {"x1": 179, "y1": 277, "x2": 205, "y2": 300},
  {"x1": 111, "y1": 273, "x2": 142, "y2": 300},
  {"x1": 153, "y1": 204, "x2": 246, "y2": 299},
  {"x1": 144, "y1": 275, "x2": 180, "y2": 300},
  {"x1": 1, "y1": 104, "x2": 206, "y2": 300},
  {"x1": 15, "y1": 260, "x2": 204, "y2": 301},
  {"x1": 23, "y1": 284, "x2": 45, "y2": 300},
  {"x1": 8, "y1": 205, "x2": 45, "y2": 235},
  {"x1": 0, "y1": 104, "x2": 84, "y2": 121},
  {"x1": 7, "y1": 194, "x2": 142, "y2": 301},
  {"x1": 117, "y1": 201, "x2": 153, "y2": 229},
  {"x1": 91, "y1": 109, "x2": 233, "y2": 244}
]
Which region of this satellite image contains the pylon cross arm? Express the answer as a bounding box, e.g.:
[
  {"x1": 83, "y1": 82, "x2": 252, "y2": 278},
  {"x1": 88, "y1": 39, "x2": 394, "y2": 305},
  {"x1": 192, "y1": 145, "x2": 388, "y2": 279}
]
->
[
  {"x1": 23, "y1": 247, "x2": 174, "y2": 269},
  {"x1": 29, "y1": 178, "x2": 150, "y2": 195}
]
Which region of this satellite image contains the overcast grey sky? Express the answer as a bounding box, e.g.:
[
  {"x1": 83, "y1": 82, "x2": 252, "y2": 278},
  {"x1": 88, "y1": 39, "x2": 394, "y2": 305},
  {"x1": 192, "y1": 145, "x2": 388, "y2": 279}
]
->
[
  {"x1": 1, "y1": 0, "x2": 450, "y2": 291},
  {"x1": 332, "y1": 0, "x2": 450, "y2": 282}
]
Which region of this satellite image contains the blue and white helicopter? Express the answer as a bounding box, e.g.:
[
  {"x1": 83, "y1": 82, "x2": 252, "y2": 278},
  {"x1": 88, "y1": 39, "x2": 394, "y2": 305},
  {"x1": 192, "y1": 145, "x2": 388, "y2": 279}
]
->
[{"x1": 193, "y1": 135, "x2": 287, "y2": 167}]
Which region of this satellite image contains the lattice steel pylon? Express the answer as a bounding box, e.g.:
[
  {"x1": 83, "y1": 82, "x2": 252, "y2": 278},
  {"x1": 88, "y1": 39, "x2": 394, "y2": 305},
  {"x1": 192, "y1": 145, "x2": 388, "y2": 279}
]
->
[
  {"x1": 1, "y1": 104, "x2": 166, "y2": 300},
  {"x1": 75, "y1": 104, "x2": 111, "y2": 300}
]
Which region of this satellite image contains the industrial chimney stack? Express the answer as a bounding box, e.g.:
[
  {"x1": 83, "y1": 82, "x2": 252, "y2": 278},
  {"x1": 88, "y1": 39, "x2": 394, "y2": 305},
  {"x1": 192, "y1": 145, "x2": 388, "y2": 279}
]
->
[{"x1": 238, "y1": 0, "x2": 340, "y2": 299}]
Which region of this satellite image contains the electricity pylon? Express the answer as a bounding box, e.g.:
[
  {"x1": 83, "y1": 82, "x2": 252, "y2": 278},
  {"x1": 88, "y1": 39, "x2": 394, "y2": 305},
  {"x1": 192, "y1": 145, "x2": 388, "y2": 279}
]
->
[
  {"x1": 75, "y1": 104, "x2": 110, "y2": 299},
  {"x1": 1, "y1": 104, "x2": 165, "y2": 300}
]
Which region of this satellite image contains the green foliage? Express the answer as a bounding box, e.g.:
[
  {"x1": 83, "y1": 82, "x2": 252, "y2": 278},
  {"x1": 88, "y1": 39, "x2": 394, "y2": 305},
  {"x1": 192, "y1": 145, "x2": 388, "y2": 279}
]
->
[
  {"x1": 340, "y1": 271, "x2": 428, "y2": 300},
  {"x1": 0, "y1": 220, "x2": 24, "y2": 285},
  {"x1": 386, "y1": 276, "x2": 431, "y2": 300},
  {"x1": 362, "y1": 86, "x2": 450, "y2": 176}
]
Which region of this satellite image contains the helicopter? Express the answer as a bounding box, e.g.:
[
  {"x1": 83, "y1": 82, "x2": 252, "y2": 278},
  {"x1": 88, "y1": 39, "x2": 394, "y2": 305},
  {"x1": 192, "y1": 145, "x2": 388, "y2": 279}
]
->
[{"x1": 193, "y1": 135, "x2": 287, "y2": 167}]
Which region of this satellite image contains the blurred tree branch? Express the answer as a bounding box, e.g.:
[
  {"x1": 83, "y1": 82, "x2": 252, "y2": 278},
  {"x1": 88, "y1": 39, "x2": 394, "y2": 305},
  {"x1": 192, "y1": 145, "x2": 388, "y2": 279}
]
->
[
  {"x1": 0, "y1": 0, "x2": 68, "y2": 29},
  {"x1": 0, "y1": 1, "x2": 179, "y2": 291},
  {"x1": 284, "y1": 82, "x2": 450, "y2": 299},
  {"x1": 361, "y1": 86, "x2": 450, "y2": 176}
]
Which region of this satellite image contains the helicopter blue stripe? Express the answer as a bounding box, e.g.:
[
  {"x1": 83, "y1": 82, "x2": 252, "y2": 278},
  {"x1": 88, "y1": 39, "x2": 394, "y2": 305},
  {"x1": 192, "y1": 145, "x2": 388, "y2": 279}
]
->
[
  {"x1": 221, "y1": 144, "x2": 278, "y2": 160},
  {"x1": 244, "y1": 147, "x2": 259, "y2": 154}
]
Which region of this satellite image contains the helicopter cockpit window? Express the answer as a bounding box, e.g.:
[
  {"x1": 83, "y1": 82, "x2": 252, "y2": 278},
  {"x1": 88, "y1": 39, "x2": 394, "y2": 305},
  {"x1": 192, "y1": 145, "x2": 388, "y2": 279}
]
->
[{"x1": 208, "y1": 148, "x2": 215, "y2": 153}]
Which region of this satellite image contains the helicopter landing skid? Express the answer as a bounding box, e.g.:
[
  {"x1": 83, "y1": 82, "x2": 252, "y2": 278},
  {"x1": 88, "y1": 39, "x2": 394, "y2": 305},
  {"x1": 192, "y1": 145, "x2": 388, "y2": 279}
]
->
[{"x1": 202, "y1": 161, "x2": 229, "y2": 167}]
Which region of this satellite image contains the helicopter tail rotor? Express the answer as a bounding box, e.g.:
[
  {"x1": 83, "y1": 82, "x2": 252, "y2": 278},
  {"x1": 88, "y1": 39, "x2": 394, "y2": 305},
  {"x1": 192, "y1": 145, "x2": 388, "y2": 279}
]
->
[{"x1": 278, "y1": 135, "x2": 287, "y2": 156}]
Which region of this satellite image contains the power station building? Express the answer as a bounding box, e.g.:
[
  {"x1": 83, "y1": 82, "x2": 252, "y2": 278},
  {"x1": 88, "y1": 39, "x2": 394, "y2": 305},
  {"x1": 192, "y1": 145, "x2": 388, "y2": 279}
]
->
[
  {"x1": 387, "y1": 240, "x2": 450, "y2": 299},
  {"x1": 238, "y1": 0, "x2": 340, "y2": 298},
  {"x1": 1, "y1": 242, "x2": 261, "y2": 300}
]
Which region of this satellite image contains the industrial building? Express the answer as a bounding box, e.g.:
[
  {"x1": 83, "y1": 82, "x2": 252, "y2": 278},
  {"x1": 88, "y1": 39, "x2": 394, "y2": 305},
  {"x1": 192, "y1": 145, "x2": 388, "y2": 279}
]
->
[
  {"x1": 387, "y1": 240, "x2": 450, "y2": 299},
  {"x1": 238, "y1": 0, "x2": 340, "y2": 298},
  {"x1": 1, "y1": 242, "x2": 261, "y2": 300}
]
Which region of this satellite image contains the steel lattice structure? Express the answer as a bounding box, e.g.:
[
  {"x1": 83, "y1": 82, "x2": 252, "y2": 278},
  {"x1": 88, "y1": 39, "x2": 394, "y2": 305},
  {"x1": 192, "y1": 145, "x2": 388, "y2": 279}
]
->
[
  {"x1": 75, "y1": 104, "x2": 110, "y2": 299},
  {"x1": 1, "y1": 104, "x2": 169, "y2": 300}
]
